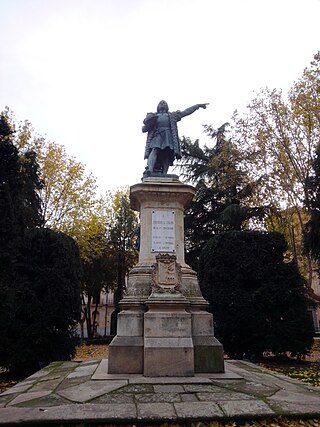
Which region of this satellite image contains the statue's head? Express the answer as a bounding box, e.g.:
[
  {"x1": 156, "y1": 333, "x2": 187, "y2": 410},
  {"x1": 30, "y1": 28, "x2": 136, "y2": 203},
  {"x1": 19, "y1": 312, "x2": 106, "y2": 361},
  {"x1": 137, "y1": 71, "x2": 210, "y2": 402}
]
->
[{"x1": 157, "y1": 100, "x2": 169, "y2": 113}]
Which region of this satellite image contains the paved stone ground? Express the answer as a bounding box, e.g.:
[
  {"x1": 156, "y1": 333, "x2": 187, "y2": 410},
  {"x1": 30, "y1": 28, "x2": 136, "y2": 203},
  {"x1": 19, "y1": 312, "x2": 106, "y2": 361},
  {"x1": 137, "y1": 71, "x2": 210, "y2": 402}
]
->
[{"x1": 0, "y1": 359, "x2": 320, "y2": 425}]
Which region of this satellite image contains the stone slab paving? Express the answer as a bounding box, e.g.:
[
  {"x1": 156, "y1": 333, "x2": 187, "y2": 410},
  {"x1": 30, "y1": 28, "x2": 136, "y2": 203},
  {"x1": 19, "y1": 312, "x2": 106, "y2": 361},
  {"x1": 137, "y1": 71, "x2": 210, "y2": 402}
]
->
[{"x1": 0, "y1": 359, "x2": 320, "y2": 425}]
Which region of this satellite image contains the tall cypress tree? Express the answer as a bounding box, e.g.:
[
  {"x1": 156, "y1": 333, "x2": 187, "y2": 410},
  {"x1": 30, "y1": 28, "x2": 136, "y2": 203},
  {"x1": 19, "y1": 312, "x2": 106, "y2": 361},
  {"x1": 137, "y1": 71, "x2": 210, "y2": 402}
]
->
[
  {"x1": 0, "y1": 114, "x2": 81, "y2": 375},
  {"x1": 0, "y1": 114, "x2": 42, "y2": 237},
  {"x1": 0, "y1": 114, "x2": 43, "y2": 372}
]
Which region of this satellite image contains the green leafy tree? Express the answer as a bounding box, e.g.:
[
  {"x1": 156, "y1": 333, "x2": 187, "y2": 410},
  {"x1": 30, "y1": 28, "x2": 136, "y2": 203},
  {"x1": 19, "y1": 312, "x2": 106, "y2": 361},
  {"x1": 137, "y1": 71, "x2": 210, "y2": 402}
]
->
[
  {"x1": 177, "y1": 124, "x2": 264, "y2": 270},
  {"x1": 233, "y1": 52, "x2": 320, "y2": 285},
  {"x1": 4, "y1": 228, "x2": 81, "y2": 375},
  {"x1": 198, "y1": 231, "x2": 314, "y2": 359},
  {"x1": 0, "y1": 113, "x2": 42, "y2": 236},
  {"x1": 109, "y1": 189, "x2": 138, "y2": 334},
  {"x1": 0, "y1": 114, "x2": 81, "y2": 375},
  {"x1": 2, "y1": 109, "x2": 118, "y2": 339},
  {"x1": 0, "y1": 114, "x2": 43, "y2": 369},
  {"x1": 304, "y1": 142, "x2": 320, "y2": 265},
  {"x1": 79, "y1": 207, "x2": 117, "y2": 339},
  {"x1": 16, "y1": 124, "x2": 98, "y2": 234},
  {"x1": 2, "y1": 109, "x2": 101, "y2": 241}
]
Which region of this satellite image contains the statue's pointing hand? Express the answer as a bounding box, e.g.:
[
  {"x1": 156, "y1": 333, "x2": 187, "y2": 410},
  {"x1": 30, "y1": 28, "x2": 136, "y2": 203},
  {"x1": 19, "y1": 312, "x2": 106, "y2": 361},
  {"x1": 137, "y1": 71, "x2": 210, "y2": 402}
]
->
[{"x1": 198, "y1": 103, "x2": 209, "y2": 109}]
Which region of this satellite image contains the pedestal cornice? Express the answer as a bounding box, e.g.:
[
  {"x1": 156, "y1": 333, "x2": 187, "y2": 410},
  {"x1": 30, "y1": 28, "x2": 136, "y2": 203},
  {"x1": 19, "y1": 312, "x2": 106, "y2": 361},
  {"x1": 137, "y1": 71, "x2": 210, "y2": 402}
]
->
[{"x1": 130, "y1": 180, "x2": 195, "y2": 212}]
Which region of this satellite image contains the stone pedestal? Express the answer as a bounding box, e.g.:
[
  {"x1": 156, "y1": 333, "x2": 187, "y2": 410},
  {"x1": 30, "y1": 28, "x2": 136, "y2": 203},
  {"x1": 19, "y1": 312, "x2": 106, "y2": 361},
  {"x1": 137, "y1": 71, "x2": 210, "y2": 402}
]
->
[
  {"x1": 144, "y1": 293, "x2": 194, "y2": 377},
  {"x1": 107, "y1": 299, "x2": 144, "y2": 374},
  {"x1": 108, "y1": 175, "x2": 224, "y2": 375}
]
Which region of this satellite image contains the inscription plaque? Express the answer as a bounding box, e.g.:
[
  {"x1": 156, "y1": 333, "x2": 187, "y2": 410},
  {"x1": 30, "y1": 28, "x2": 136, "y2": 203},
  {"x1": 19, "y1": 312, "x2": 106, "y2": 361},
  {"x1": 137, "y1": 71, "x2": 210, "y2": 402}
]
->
[{"x1": 151, "y1": 210, "x2": 175, "y2": 253}]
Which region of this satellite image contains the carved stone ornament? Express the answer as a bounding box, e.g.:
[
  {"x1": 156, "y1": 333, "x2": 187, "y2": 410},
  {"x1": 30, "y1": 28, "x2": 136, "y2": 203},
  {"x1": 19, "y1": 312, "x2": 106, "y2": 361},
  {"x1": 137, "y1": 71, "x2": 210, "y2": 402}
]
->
[{"x1": 151, "y1": 253, "x2": 182, "y2": 294}]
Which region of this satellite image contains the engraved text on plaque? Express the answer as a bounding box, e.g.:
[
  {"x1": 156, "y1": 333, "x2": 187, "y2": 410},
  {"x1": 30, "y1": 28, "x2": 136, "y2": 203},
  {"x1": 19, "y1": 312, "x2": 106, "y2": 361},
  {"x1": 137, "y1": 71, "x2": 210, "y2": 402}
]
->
[{"x1": 151, "y1": 210, "x2": 175, "y2": 252}]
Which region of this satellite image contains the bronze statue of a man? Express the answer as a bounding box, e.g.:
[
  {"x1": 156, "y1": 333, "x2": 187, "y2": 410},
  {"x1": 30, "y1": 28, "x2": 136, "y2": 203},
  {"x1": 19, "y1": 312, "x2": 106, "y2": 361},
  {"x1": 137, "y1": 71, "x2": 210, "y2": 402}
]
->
[{"x1": 142, "y1": 100, "x2": 208, "y2": 175}]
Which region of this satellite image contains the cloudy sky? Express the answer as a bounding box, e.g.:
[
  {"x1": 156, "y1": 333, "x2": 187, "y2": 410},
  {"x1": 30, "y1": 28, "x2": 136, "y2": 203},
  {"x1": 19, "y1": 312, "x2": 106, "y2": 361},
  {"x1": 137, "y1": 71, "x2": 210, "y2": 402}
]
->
[{"x1": 1, "y1": 0, "x2": 319, "y2": 194}]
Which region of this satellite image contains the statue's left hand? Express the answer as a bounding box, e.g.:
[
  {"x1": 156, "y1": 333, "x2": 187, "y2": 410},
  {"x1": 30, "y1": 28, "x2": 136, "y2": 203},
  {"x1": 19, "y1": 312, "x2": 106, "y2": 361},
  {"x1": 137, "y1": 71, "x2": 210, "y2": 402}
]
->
[{"x1": 198, "y1": 103, "x2": 209, "y2": 109}]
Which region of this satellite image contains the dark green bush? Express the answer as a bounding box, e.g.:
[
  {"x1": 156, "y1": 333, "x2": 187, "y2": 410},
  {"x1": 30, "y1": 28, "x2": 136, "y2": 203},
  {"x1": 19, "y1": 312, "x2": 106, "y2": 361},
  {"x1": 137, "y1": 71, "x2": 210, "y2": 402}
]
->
[
  {"x1": 198, "y1": 231, "x2": 314, "y2": 359},
  {"x1": 0, "y1": 117, "x2": 82, "y2": 376},
  {"x1": 1, "y1": 228, "x2": 81, "y2": 375}
]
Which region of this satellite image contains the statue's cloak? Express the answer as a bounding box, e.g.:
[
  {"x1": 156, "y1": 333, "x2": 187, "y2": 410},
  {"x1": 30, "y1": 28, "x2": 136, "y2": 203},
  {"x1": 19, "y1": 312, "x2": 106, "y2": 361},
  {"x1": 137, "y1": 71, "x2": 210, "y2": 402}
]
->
[{"x1": 143, "y1": 111, "x2": 182, "y2": 163}]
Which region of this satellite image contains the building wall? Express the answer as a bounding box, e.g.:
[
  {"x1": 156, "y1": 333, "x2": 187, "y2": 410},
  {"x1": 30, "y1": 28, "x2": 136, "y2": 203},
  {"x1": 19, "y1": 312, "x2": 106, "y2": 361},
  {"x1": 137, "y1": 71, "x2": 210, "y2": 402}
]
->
[
  {"x1": 311, "y1": 267, "x2": 320, "y2": 334},
  {"x1": 77, "y1": 290, "x2": 116, "y2": 338}
]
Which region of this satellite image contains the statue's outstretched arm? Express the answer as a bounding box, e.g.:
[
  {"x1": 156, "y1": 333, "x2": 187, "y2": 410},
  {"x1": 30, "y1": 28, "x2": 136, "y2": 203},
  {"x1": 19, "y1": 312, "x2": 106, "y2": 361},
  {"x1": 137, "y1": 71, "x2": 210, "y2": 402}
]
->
[{"x1": 180, "y1": 103, "x2": 209, "y2": 118}]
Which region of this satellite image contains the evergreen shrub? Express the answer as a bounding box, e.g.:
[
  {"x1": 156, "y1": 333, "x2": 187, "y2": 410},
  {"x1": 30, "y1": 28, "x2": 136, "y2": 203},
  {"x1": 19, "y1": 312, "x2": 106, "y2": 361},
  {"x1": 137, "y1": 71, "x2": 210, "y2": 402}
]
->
[
  {"x1": 2, "y1": 228, "x2": 81, "y2": 375},
  {"x1": 198, "y1": 231, "x2": 314, "y2": 359}
]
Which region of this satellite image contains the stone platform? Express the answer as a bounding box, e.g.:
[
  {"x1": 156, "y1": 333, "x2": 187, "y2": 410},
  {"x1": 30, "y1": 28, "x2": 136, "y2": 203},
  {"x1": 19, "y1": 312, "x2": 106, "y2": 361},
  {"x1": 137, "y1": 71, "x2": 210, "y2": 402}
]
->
[{"x1": 1, "y1": 359, "x2": 320, "y2": 425}]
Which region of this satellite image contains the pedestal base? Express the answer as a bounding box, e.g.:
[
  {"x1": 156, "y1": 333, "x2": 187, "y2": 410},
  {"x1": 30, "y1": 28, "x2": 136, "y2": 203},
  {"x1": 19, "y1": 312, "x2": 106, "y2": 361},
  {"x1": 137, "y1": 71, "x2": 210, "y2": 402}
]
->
[
  {"x1": 144, "y1": 338, "x2": 194, "y2": 376},
  {"x1": 144, "y1": 293, "x2": 194, "y2": 377},
  {"x1": 108, "y1": 336, "x2": 143, "y2": 374},
  {"x1": 108, "y1": 302, "x2": 145, "y2": 374},
  {"x1": 107, "y1": 177, "x2": 225, "y2": 376},
  {"x1": 193, "y1": 336, "x2": 225, "y2": 373}
]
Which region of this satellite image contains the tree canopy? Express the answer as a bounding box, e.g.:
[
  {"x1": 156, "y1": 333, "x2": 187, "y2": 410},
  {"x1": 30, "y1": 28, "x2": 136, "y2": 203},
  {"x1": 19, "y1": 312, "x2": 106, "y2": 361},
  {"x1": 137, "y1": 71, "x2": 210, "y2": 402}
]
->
[
  {"x1": 0, "y1": 114, "x2": 81, "y2": 375},
  {"x1": 198, "y1": 231, "x2": 314, "y2": 359},
  {"x1": 176, "y1": 124, "x2": 265, "y2": 269},
  {"x1": 1, "y1": 109, "x2": 140, "y2": 341},
  {"x1": 4, "y1": 228, "x2": 81, "y2": 375},
  {"x1": 109, "y1": 189, "x2": 139, "y2": 335},
  {"x1": 304, "y1": 142, "x2": 320, "y2": 265},
  {"x1": 232, "y1": 52, "x2": 320, "y2": 285}
]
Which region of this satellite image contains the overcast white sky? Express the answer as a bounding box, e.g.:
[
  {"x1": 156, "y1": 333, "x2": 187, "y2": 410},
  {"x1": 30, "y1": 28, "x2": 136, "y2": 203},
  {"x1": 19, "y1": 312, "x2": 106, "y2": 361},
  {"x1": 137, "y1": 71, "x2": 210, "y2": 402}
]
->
[{"x1": 1, "y1": 0, "x2": 320, "y2": 194}]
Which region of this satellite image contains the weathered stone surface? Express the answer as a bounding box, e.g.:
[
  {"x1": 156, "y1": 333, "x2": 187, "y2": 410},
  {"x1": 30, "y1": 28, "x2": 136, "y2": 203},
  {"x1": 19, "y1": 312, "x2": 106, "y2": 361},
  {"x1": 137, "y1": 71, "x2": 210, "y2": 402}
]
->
[
  {"x1": 1, "y1": 359, "x2": 320, "y2": 425},
  {"x1": 0, "y1": 404, "x2": 137, "y2": 424},
  {"x1": 129, "y1": 375, "x2": 212, "y2": 384},
  {"x1": 184, "y1": 384, "x2": 223, "y2": 393},
  {"x1": 108, "y1": 179, "x2": 224, "y2": 376},
  {"x1": 91, "y1": 393, "x2": 135, "y2": 404},
  {"x1": 137, "y1": 402, "x2": 176, "y2": 420},
  {"x1": 28, "y1": 378, "x2": 64, "y2": 393},
  {"x1": 130, "y1": 180, "x2": 195, "y2": 265},
  {"x1": 218, "y1": 399, "x2": 275, "y2": 417},
  {"x1": 220, "y1": 379, "x2": 280, "y2": 397},
  {"x1": 144, "y1": 311, "x2": 192, "y2": 338},
  {"x1": 0, "y1": 394, "x2": 18, "y2": 408},
  {"x1": 8, "y1": 390, "x2": 52, "y2": 406},
  {"x1": 112, "y1": 383, "x2": 153, "y2": 394},
  {"x1": 153, "y1": 384, "x2": 184, "y2": 393},
  {"x1": 13, "y1": 393, "x2": 71, "y2": 408},
  {"x1": 268, "y1": 401, "x2": 320, "y2": 415},
  {"x1": 58, "y1": 375, "x2": 93, "y2": 390},
  {"x1": 180, "y1": 393, "x2": 198, "y2": 402},
  {"x1": 67, "y1": 363, "x2": 98, "y2": 378},
  {"x1": 116, "y1": 311, "x2": 144, "y2": 336},
  {"x1": 108, "y1": 336, "x2": 144, "y2": 374},
  {"x1": 267, "y1": 389, "x2": 320, "y2": 404},
  {"x1": 0, "y1": 382, "x2": 34, "y2": 396},
  {"x1": 56, "y1": 380, "x2": 127, "y2": 403},
  {"x1": 144, "y1": 338, "x2": 194, "y2": 377},
  {"x1": 135, "y1": 392, "x2": 181, "y2": 403},
  {"x1": 193, "y1": 336, "x2": 225, "y2": 373},
  {"x1": 174, "y1": 401, "x2": 224, "y2": 419}
]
